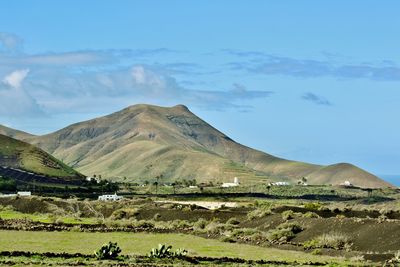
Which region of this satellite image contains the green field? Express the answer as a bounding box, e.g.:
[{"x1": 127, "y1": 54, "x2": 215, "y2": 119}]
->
[{"x1": 0, "y1": 230, "x2": 345, "y2": 264}]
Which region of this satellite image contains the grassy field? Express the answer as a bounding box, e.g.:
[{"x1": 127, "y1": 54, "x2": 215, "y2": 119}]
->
[
  {"x1": 0, "y1": 230, "x2": 345, "y2": 264},
  {"x1": 0, "y1": 210, "x2": 98, "y2": 224}
]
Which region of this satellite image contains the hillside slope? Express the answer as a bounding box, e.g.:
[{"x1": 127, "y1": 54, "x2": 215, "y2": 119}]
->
[
  {"x1": 0, "y1": 125, "x2": 34, "y2": 140},
  {"x1": 0, "y1": 134, "x2": 84, "y2": 184},
  {"x1": 1, "y1": 104, "x2": 392, "y2": 188}
]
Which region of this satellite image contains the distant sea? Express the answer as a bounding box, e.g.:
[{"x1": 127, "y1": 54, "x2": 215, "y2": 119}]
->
[{"x1": 380, "y1": 175, "x2": 400, "y2": 187}]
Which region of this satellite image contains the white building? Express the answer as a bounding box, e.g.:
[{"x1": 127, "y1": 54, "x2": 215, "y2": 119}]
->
[
  {"x1": 340, "y1": 181, "x2": 353, "y2": 187},
  {"x1": 98, "y1": 193, "x2": 123, "y2": 201},
  {"x1": 222, "y1": 177, "x2": 240, "y2": 188},
  {"x1": 86, "y1": 176, "x2": 101, "y2": 183},
  {"x1": 17, "y1": 191, "x2": 31, "y2": 196},
  {"x1": 270, "y1": 181, "x2": 290, "y2": 186}
]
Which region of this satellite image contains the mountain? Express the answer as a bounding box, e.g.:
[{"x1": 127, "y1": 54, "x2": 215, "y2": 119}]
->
[
  {"x1": 1, "y1": 104, "x2": 392, "y2": 188},
  {"x1": 0, "y1": 134, "x2": 84, "y2": 184},
  {"x1": 0, "y1": 125, "x2": 34, "y2": 140}
]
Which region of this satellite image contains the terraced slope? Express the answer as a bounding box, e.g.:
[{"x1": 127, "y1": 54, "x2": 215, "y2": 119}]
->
[{"x1": 0, "y1": 104, "x2": 392, "y2": 188}]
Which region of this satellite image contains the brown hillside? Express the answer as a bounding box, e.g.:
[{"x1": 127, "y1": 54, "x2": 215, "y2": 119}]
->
[
  {"x1": 0, "y1": 104, "x2": 392, "y2": 188},
  {"x1": 0, "y1": 134, "x2": 84, "y2": 182}
]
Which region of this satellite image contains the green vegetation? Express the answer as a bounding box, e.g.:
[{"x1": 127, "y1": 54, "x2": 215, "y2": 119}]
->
[
  {"x1": 267, "y1": 222, "x2": 303, "y2": 243},
  {"x1": 0, "y1": 134, "x2": 82, "y2": 180},
  {"x1": 94, "y1": 241, "x2": 121, "y2": 260},
  {"x1": 0, "y1": 230, "x2": 345, "y2": 263},
  {"x1": 304, "y1": 233, "x2": 352, "y2": 250},
  {"x1": 0, "y1": 176, "x2": 16, "y2": 191},
  {"x1": 149, "y1": 244, "x2": 187, "y2": 259}
]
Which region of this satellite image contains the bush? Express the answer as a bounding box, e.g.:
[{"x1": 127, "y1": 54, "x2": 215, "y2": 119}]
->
[
  {"x1": 193, "y1": 218, "x2": 208, "y2": 231},
  {"x1": 304, "y1": 202, "x2": 322, "y2": 210},
  {"x1": 226, "y1": 217, "x2": 240, "y2": 225},
  {"x1": 302, "y1": 211, "x2": 320, "y2": 218},
  {"x1": 110, "y1": 208, "x2": 140, "y2": 220},
  {"x1": 149, "y1": 244, "x2": 187, "y2": 259},
  {"x1": 303, "y1": 239, "x2": 319, "y2": 250},
  {"x1": 281, "y1": 210, "x2": 295, "y2": 220},
  {"x1": 267, "y1": 222, "x2": 303, "y2": 243},
  {"x1": 311, "y1": 249, "x2": 322, "y2": 255},
  {"x1": 315, "y1": 232, "x2": 351, "y2": 249},
  {"x1": 94, "y1": 242, "x2": 121, "y2": 260},
  {"x1": 247, "y1": 207, "x2": 272, "y2": 220}
]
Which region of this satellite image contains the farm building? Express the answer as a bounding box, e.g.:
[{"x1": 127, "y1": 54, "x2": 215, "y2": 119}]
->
[
  {"x1": 98, "y1": 193, "x2": 123, "y2": 201},
  {"x1": 222, "y1": 177, "x2": 240, "y2": 188}
]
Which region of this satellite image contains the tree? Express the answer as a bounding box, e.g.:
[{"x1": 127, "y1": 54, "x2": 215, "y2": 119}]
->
[
  {"x1": 153, "y1": 181, "x2": 159, "y2": 194},
  {"x1": 154, "y1": 174, "x2": 163, "y2": 194},
  {"x1": 266, "y1": 184, "x2": 271, "y2": 194},
  {"x1": 171, "y1": 182, "x2": 176, "y2": 194}
]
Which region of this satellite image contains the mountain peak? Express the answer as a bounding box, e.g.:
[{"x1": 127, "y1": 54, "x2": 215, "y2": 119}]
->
[
  {"x1": 1, "y1": 104, "x2": 392, "y2": 188},
  {"x1": 121, "y1": 103, "x2": 190, "y2": 115}
]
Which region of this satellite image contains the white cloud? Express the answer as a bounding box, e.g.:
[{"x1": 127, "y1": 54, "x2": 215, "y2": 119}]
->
[
  {"x1": 3, "y1": 69, "x2": 30, "y2": 89},
  {"x1": 0, "y1": 69, "x2": 44, "y2": 117}
]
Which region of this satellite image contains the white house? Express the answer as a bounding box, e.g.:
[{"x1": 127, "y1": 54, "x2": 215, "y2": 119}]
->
[
  {"x1": 222, "y1": 177, "x2": 240, "y2": 188},
  {"x1": 86, "y1": 176, "x2": 101, "y2": 183},
  {"x1": 98, "y1": 193, "x2": 123, "y2": 201},
  {"x1": 340, "y1": 181, "x2": 353, "y2": 187},
  {"x1": 17, "y1": 191, "x2": 31, "y2": 196},
  {"x1": 270, "y1": 181, "x2": 290, "y2": 186}
]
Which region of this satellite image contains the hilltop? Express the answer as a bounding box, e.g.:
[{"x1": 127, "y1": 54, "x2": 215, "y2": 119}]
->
[
  {"x1": 0, "y1": 104, "x2": 392, "y2": 188},
  {"x1": 0, "y1": 134, "x2": 84, "y2": 184}
]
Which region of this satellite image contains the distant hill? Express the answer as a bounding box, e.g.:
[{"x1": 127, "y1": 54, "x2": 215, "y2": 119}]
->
[
  {"x1": 0, "y1": 104, "x2": 393, "y2": 188},
  {"x1": 0, "y1": 134, "x2": 84, "y2": 184},
  {"x1": 0, "y1": 125, "x2": 34, "y2": 140}
]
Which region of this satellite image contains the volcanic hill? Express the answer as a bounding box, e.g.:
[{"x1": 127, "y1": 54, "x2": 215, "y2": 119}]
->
[
  {"x1": 0, "y1": 104, "x2": 392, "y2": 188},
  {"x1": 0, "y1": 134, "x2": 84, "y2": 184}
]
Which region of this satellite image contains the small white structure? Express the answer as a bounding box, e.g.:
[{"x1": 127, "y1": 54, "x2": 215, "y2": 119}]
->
[
  {"x1": 189, "y1": 185, "x2": 198, "y2": 189},
  {"x1": 222, "y1": 177, "x2": 240, "y2": 188},
  {"x1": 86, "y1": 176, "x2": 101, "y2": 183},
  {"x1": 17, "y1": 191, "x2": 31, "y2": 196},
  {"x1": 270, "y1": 181, "x2": 290, "y2": 186},
  {"x1": 98, "y1": 193, "x2": 123, "y2": 201},
  {"x1": 340, "y1": 181, "x2": 353, "y2": 187}
]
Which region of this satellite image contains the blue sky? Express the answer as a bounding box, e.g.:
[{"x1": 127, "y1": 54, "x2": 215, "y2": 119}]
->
[{"x1": 0, "y1": 1, "x2": 399, "y2": 180}]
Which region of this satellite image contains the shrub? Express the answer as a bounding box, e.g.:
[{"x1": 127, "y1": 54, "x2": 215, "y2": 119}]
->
[
  {"x1": 193, "y1": 218, "x2": 208, "y2": 231},
  {"x1": 387, "y1": 251, "x2": 400, "y2": 265},
  {"x1": 170, "y1": 219, "x2": 191, "y2": 229},
  {"x1": 304, "y1": 202, "x2": 322, "y2": 210},
  {"x1": 133, "y1": 220, "x2": 155, "y2": 229},
  {"x1": 149, "y1": 244, "x2": 187, "y2": 259},
  {"x1": 226, "y1": 217, "x2": 240, "y2": 225},
  {"x1": 231, "y1": 228, "x2": 258, "y2": 237},
  {"x1": 311, "y1": 249, "x2": 322, "y2": 255},
  {"x1": 247, "y1": 207, "x2": 271, "y2": 220},
  {"x1": 110, "y1": 208, "x2": 140, "y2": 220},
  {"x1": 281, "y1": 210, "x2": 296, "y2": 220},
  {"x1": 316, "y1": 232, "x2": 351, "y2": 249},
  {"x1": 94, "y1": 242, "x2": 121, "y2": 260},
  {"x1": 303, "y1": 239, "x2": 319, "y2": 250},
  {"x1": 302, "y1": 211, "x2": 320, "y2": 218},
  {"x1": 267, "y1": 222, "x2": 303, "y2": 243}
]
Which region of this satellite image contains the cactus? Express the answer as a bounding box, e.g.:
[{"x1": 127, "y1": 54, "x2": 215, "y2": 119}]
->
[{"x1": 94, "y1": 241, "x2": 121, "y2": 260}]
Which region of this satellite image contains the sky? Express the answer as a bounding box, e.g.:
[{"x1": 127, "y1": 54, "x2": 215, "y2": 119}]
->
[{"x1": 0, "y1": 1, "x2": 399, "y2": 180}]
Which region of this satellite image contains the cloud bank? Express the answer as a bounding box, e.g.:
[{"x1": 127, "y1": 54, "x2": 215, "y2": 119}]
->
[{"x1": 226, "y1": 50, "x2": 400, "y2": 81}]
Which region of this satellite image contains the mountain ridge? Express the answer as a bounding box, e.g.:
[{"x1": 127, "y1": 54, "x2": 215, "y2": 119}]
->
[
  {"x1": 0, "y1": 104, "x2": 393, "y2": 188},
  {"x1": 0, "y1": 134, "x2": 84, "y2": 184}
]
